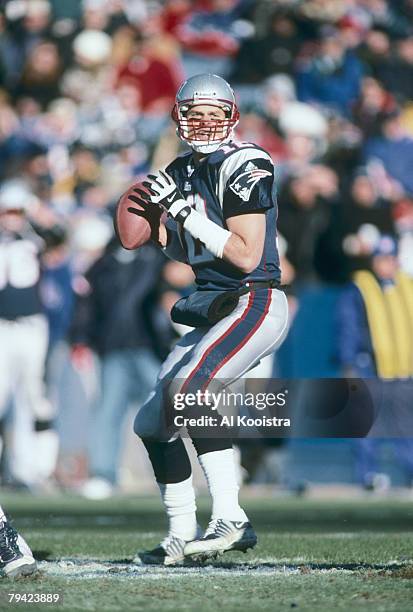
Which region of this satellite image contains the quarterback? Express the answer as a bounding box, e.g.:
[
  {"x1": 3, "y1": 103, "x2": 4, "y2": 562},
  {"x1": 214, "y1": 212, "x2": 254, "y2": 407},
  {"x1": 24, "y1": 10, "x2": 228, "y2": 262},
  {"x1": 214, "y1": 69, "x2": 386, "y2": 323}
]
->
[{"x1": 128, "y1": 74, "x2": 289, "y2": 565}]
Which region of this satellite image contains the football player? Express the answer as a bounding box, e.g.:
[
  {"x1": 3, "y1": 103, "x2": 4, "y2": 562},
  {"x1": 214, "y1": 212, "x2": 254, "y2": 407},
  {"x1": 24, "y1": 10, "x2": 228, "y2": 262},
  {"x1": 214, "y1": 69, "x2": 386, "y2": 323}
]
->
[
  {"x1": 0, "y1": 504, "x2": 37, "y2": 577},
  {"x1": 129, "y1": 74, "x2": 289, "y2": 564},
  {"x1": 0, "y1": 181, "x2": 59, "y2": 489}
]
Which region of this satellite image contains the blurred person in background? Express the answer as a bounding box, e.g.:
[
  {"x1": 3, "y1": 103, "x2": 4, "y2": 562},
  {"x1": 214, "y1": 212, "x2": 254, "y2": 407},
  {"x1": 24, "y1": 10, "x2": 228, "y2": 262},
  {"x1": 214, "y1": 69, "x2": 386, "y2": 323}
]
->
[
  {"x1": 363, "y1": 108, "x2": 413, "y2": 196},
  {"x1": 336, "y1": 234, "x2": 413, "y2": 491},
  {"x1": 352, "y1": 76, "x2": 396, "y2": 138},
  {"x1": 235, "y1": 108, "x2": 286, "y2": 164},
  {"x1": 296, "y1": 27, "x2": 364, "y2": 117},
  {"x1": 317, "y1": 168, "x2": 395, "y2": 283},
  {"x1": 0, "y1": 179, "x2": 63, "y2": 491},
  {"x1": 277, "y1": 165, "x2": 340, "y2": 283},
  {"x1": 231, "y1": 9, "x2": 304, "y2": 86},
  {"x1": 70, "y1": 236, "x2": 165, "y2": 499},
  {"x1": 171, "y1": 0, "x2": 246, "y2": 79},
  {"x1": 393, "y1": 198, "x2": 413, "y2": 278},
  {"x1": 14, "y1": 41, "x2": 62, "y2": 109},
  {"x1": 382, "y1": 35, "x2": 413, "y2": 103},
  {"x1": 0, "y1": 0, "x2": 53, "y2": 91},
  {"x1": 115, "y1": 27, "x2": 183, "y2": 116},
  {"x1": 39, "y1": 224, "x2": 75, "y2": 445}
]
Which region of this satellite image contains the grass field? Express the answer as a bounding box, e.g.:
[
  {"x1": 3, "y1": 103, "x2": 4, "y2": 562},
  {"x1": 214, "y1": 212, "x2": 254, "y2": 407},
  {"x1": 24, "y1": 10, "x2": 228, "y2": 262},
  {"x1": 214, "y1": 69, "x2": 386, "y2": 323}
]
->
[{"x1": 0, "y1": 491, "x2": 413, "y2": 611}]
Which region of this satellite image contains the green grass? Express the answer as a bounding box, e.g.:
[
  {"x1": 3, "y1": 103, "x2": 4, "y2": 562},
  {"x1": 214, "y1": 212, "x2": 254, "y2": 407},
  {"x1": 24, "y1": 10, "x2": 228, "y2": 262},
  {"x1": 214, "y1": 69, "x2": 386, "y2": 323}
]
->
[{"x1": 0, "y1": 493, "x2": 413, "y2": 611}]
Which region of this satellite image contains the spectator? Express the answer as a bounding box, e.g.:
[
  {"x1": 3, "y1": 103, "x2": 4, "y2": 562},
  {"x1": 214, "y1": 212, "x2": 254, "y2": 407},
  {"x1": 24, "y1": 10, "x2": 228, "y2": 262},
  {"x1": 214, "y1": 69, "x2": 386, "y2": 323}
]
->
[
  {"x1": 356, "y1": 27, "x2": 392, "y2": 82},
  {"x1": 296, "y1": 29, "x2": 364, "y2": 116},
  {"x1": 352, "y1": 76, "x2": 396, "y2": 137},
  {"x1": 277, "y1": 165, "x2": 339, "y2": 283},
  {"x1": 174, "y1": 0, "x2": 246, "y2": 78},
  {"x1": 262, "y1": 74, "x2": 296, "y2": 129},
  {"x1": 379, "y1": 36, "x2": 413, "y2": 103},
  {"x1": 14, "y1": 41, "x2": 62, "y2": 109},
  {"x1": 236, "y1": 109, "x2": 286, "y2": 163},
  {"x1": 363, "y1": 108, "x2": 413, "y2": 195},
  {"x1": 1, "y1": 0, "x2": 53, "y2": 90},
  {"x1": 231, "y1": 10, "x2": 303, "y2": 84},
  {"x1": 336, "y1": 235, "x2": 413, "y2": 490},
  {"x1": 70, "y1": 238, "x2": 166, "y2": 498},
  {"x1": 116, "y1": 31, "x2": 182, "y2": 115},
  {"x1": 318, "y1": 169, "x2": 395, "y2": 282}
]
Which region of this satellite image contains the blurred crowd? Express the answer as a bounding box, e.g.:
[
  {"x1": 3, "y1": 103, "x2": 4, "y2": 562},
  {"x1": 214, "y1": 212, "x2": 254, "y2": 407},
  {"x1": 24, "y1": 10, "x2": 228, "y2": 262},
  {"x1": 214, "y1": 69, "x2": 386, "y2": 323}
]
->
[{"x1": 0, "y1": 0, "x2": 413, "y2": 495}]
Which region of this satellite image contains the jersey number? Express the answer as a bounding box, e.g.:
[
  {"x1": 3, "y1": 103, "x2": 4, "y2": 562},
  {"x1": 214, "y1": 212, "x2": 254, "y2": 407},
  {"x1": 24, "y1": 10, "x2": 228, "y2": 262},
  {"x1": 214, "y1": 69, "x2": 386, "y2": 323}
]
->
[{"x1": 182, "y1": 194, "x2": 215, "y2": 265}]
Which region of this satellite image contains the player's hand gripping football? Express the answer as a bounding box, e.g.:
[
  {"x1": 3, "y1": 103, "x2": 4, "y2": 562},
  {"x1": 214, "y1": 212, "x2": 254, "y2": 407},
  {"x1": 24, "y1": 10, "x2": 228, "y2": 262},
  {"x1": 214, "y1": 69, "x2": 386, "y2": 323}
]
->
[
  {"x1": 126, "y1": 189, "x2": 164, "y2": 246},
  {"x1": 136, "y1": 171, "x2": 192, "y2": 223}
]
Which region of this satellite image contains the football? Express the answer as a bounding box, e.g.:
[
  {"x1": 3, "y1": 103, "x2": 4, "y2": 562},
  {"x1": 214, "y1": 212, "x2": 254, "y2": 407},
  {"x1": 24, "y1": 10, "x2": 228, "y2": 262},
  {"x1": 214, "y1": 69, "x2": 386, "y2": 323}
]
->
[{"x1": 114, "y1": 181, "x2": 152, "y2": 250}]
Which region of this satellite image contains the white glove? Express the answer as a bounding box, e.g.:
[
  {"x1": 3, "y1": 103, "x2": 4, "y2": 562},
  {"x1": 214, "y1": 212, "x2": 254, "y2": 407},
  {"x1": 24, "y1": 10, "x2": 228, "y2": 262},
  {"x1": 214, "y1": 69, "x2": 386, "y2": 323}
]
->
[{"x1": 137, "y1": 171, "x2": 192, "y2": 222}]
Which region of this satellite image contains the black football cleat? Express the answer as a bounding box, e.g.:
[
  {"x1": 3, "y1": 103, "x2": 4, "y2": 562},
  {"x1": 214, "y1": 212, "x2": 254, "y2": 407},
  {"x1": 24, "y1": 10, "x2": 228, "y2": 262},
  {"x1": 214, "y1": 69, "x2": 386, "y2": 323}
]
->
[
  {"x1": 136, "y1": 533, "x2": 195, "y2": 566},
  {"x1": 0, "y1": 521, "x2": 37, "y2": 578}
]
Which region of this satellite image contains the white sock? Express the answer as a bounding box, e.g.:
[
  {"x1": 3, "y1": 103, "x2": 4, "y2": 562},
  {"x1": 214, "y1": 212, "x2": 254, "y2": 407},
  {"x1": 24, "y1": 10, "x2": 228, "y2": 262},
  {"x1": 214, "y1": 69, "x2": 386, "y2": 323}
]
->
[
  {"x1": 0, "y1": 504, "x2": 6, "y2": 523},
  {"x1": 158, "y1": 475, "x2": 198, "y2": 541},
  {"x1": 198, "y1": 449, "x2": 249, "y2": 522}
]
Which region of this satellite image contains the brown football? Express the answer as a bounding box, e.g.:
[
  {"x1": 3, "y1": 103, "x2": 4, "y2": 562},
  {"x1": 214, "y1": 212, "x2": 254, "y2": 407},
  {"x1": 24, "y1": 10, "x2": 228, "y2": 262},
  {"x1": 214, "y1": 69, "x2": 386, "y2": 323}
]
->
[{"x1": 114, "y1": 181, "x2": 152, "y2": 250}]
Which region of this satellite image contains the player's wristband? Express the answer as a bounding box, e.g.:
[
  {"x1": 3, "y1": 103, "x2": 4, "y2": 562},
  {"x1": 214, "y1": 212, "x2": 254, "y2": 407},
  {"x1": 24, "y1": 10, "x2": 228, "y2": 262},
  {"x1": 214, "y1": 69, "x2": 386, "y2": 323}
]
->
[{"x1": 182, "y1": 209, "x2": 232, "y2": 259}]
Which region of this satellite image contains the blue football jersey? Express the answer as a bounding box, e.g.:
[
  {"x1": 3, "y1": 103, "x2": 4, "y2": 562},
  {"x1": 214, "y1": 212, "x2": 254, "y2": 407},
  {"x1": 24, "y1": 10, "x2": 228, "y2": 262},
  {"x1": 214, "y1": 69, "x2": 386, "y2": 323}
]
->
[{"x1": 165, "y1": 141, "x2": 281, "y2": 291}]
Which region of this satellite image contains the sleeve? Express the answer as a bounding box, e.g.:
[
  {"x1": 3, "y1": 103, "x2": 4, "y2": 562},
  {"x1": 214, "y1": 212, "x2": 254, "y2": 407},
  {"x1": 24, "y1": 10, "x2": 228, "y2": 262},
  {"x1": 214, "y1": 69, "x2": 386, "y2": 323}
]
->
[{"x1": 222, "y1": 156, "x2": 275, "y2": 219}]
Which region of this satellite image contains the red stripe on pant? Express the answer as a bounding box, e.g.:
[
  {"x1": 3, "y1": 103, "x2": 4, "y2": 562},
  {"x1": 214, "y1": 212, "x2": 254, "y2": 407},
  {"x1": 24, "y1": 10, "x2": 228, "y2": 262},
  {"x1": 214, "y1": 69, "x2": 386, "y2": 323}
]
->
[
  {"x1": 180, "y1": 291, "x2": 255, "y2": 394},
  {"x1": 201, "y1": 288, "x2": 272, "y2": 391}
]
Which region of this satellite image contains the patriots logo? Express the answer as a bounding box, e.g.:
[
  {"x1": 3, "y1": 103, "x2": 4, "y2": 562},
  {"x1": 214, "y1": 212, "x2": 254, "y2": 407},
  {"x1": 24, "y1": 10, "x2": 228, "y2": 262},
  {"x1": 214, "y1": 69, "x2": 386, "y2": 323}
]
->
[{"x1": 229, "y1": 162, "x2": 272, "y2": 202}]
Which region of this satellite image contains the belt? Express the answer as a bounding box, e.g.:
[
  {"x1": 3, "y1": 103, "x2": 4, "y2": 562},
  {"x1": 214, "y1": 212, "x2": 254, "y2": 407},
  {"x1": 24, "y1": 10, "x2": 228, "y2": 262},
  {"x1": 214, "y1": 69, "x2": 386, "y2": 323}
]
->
[
  {"x1": 244, "y1": 280, "x2": 280, "y2": 289},
  {"x1": 241, "y1": 279, "x2": 281, "y2": 293}
]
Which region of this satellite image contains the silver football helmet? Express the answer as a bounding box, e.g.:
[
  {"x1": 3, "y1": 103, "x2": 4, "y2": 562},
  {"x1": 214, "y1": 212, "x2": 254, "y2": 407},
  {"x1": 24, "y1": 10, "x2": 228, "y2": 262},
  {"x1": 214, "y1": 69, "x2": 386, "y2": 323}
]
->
[{"x1": 172, "y1": 74, "x2": 239, "y2": 154}]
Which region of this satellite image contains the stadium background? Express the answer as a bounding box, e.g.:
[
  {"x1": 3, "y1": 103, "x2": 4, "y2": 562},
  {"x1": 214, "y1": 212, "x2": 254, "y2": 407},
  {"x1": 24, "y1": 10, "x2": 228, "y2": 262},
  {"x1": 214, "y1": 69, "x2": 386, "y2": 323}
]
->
[{"x1": 1, "y1": 0, "x2": 413, "y2": 498}]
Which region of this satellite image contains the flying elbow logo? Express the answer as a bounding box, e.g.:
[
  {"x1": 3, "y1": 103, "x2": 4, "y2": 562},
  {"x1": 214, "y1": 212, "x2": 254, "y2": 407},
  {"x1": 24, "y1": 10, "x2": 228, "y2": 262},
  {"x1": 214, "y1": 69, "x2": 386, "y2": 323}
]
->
[{"x1": 228, "y1": 163, "x2": 272, "y2": 202}]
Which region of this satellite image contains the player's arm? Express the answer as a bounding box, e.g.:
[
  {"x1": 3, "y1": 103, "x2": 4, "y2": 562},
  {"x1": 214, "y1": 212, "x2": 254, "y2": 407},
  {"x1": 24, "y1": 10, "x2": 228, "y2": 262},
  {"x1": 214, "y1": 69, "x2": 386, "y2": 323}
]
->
[
  {"x1": 160, "y1": 212, "x2": 266, "y2": 272},
  {"x1": 136, "y1": 158, "x2": 273, "y2": 271},
  {"x1": 219, "y1": 155, "x2": 274, "y2": 272},
  {"x1": 223, "y1": 213, "x2": 266, "y2": 273}
]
